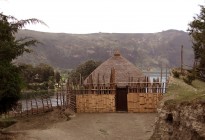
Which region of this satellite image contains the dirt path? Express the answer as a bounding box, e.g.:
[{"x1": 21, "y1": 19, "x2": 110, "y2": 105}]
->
[{"x1": 9, "y1": 112, "x2": 156, "y2": 140}]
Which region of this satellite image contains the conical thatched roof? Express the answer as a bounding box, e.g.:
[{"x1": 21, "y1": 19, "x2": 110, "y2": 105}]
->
[{"x1": 84, "y1": 51, "x2": 144, "y2": 86}]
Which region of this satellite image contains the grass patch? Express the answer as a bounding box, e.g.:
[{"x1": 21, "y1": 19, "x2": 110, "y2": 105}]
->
[
  {"x1": 0, "y1": 118, "x2": 16, "y2": 129},
  {"x1": 164, "y1": 77, "x2": 205, "y2": 105},
  {"x1": 192, "y1": 80, "x2": 205, "y2": 90},
  {"x1": 20, "y1": 89, "x2": 55, "y2": 99}
]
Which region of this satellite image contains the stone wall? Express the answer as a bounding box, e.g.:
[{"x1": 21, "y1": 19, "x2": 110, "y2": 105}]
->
[{"x1": 127, "y1": 93, "x2": 163, "y2": 113}]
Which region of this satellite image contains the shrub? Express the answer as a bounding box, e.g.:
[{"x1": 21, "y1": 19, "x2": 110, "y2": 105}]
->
[
  {"x1": 172, "y1": 69, "x2": 180, "y2": 78},
  {"x1": 183, "y1": 72, "x2": 195, "y2": 85}
]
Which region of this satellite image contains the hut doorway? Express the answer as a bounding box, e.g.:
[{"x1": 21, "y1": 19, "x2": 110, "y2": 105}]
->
[{"x1": 116, "y1": 87, "x2": 128, "y2": 112}]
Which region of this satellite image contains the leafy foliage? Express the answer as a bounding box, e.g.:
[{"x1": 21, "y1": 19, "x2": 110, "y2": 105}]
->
[
  {"x1": 34, "y1": 63, "x2": 54, "y2": 83},
  {"x1": 19, "y1": 63, "x2": 55, "y2": 89},
  {"x1": 69, "y1": 60, "x2": 101, "y2": 85},
  {"x1": 55, "y1": 71, "x2": 61, "y2": 87},
  {"x1": 0, "y1": 13, "x2": 43, "y2": 114},
  {"x1": 183, "y1": 72, "x2": 195, "y2": 85},
  {"x1": 0, "y1": 13, "x2": 45, "y2": 63},
  {"x1": 171, "y1": 68, "x2": 195, "y2": 85},
  {"x1": 188, "y1": 5, "x2": 205, "y2": 80},
  {"x1": 0, "y1": 64, "x2": 21, "y2": 114},
  {"x1": 172, "y1": 69, "x2": 180, "y2": 78}
]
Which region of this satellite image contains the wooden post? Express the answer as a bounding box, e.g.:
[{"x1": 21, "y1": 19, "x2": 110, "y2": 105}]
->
[
  {"x1": 165, "y1": 64, "x2": 168, "y2": 92},
  {"x1": 66, "y1": 81, "x2": 69, "y2": 108},
  {"x1": 60, "y1": 87, "x2": 62, "y2": 106},
  {"x1": 181, "y1": 45, "x2": 184, "y2": 74},
  {"x1": 158, "y1": 79, "x2": 160, "y2": 93},
  {"x1": 103, "y1": 75, "x2": 105, "y2": 86},
  {"x1": 164, "y1": 82, "x2": 166, "y2": 93},
  {"x1": 103, "y1": 75, "x2": 106, "y2": 94},
  {"x1": 20, "y1": 100, "x2": 23, "y2": 117},
  {"x1": 31, "y1": 100, "x2": 33, "y2": 114},
  {"x1": 34, "y1": 97, "x2": 38, "y2": 114},
  {"x1": 49, "y1": 97, "x2": 53, "y2": 109},
  {"x1": 90, "y1": 75, "x2": 94, "y2": 93},
  {"x1": 147, "y1": 76, "x2": 149, "y2": 93},
  {"x1": 79, "y1": 73, "x2": 82, "y2": 85},
  {"x1": 110, "y1": 68, "x2": 115, "y2": 93},
  {"x1": 131, "y1": 77, "x2": 134, "y2": 87},
  {"x1": 26, "y1": 94, "x2": 28, "y2": 116},
  {"x1": 46, "y1": 98, "x2": 49, "y2": 109},
  {"x1": 97, "y1": 73, "x2": 100, "y2": 94},
  {"x1": 193, "y1": 60, "x2": 197, "y2": 78},
  {"x1": 165, "y1": 64, "x2": 168, "y2": 83},
  {"x1": 62, "y1": 85, "x2": 65, "y2": 107},
  {"x1": 41, "y1": 98, "x2": 44, "y2": 112},
  {"x1": 57, "y1": 89, "x2": 59, "y2": 107},
  {"x1": 160, "y1": 64, "x2": 163, "y2": 83}
]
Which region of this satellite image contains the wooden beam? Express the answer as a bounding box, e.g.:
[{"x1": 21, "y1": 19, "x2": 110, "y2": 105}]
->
[{"x1": 181, "y1": 45, "x2": 184, "y2": 74}]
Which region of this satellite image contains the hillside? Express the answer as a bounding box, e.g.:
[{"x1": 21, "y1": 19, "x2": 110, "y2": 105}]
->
[
  {"x1": 151, "y1": 77, "x2": 205, "y2": 140},
  {"x1": 14, "y1": 29, "x2": 193, "y2": 70}
]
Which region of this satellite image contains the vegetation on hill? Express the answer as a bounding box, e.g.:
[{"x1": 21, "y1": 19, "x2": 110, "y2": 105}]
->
[{"x1": 15, "y1": 29, "x2": 193, "y2": 70}]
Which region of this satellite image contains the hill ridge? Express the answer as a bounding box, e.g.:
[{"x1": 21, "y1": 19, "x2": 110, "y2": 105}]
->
[{"x1": 15, "y1": 29, "x2": 193, "y2": 70}]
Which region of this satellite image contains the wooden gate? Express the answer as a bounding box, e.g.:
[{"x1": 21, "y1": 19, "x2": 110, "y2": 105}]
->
[{"x1": 116, "y1": 87, "x2": 128, "y2": 111}]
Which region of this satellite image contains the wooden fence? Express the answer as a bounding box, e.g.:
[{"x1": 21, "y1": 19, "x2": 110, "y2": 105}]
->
[
  {"x1": 67, "y1": 83, "x2": 116, "y2": 113},
  {"x1": 9, "y1": 87, "x2": 67, "y2": 117},
  {"x1": 68, "y1": 76, "x2": 166, "y2": 113}
]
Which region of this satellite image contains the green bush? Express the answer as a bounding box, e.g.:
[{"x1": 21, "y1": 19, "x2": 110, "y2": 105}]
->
[
  {"x1": 183, "y1": 73, "x2": 195, "y2": 85},
  {"x1": 0, "y1": 119, "x2": 16, "y2": 128},
  {"x1": 27, "y1": 82, "x2": 48, "y2": 90},
  {"x1": 172, "y1": 69, "x2": 180, "y2": 78},
  {"x1": 20, "y1": 89, "x2": 55, "y2": 99},
  {"x1": 0, "y1": 64, "x2": 21, "y2": 114}
]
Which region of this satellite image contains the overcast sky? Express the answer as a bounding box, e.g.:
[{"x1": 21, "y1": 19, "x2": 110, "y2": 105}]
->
[{"x1": 0, "y1": 0, "x2": 204, "y2": 33}]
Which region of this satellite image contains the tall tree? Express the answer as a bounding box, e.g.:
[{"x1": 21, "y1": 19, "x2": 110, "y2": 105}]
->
[
  {"x1": 188, "y1": 5, "x2": 205, "y2": 80},
  {"x1": 55, "y1": 71, "x2": 61, "y2": 87},
  {"x1": 69, "y1": 60, "x2": 101, "y2": 85},
  {"x1": 0, "y1": 13, "x2": 44, "y2": 114}
]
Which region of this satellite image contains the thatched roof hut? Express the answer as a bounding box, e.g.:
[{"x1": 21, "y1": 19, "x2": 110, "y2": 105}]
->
[{"x1": 84, "y1": 51, "x2": 144, "y2": 86}]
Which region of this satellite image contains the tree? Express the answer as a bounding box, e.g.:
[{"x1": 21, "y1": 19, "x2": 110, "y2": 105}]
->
[
  {"x1": 69, "y1": 60, "x2": 101, "y2": 85},
  {"x1": 55, "y1": 71, "x2": 61, "y2": 87},
  {"x1": 35, "y1": 63, "x2": 54, "y2": 83},
  {"x1": 0, "y1": 13, "x2": 44, "y2": 114},
  {"x1": 188, "y1": 5, "x2": 205, "y2": 80},
  {"x1": 0, "y1": 64, "x2": 22, "y2": 114},
  {"x1": 18, "y1": 63, "x2": 55, "y2": 90},
  {"x1": 18, "y1": 63, "x2": 35, "y2": 83}
]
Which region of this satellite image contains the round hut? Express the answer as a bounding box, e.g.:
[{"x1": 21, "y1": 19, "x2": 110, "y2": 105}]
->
[
  {"x1": 80, "y1": 51, "x2": 145, "y2": 112},
  {"x1": 84, "y1": 50, "x2": 144, "y2": 87},
  {"x1": 73, "y1": 51, "x2": 163, "y2": 113}
]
